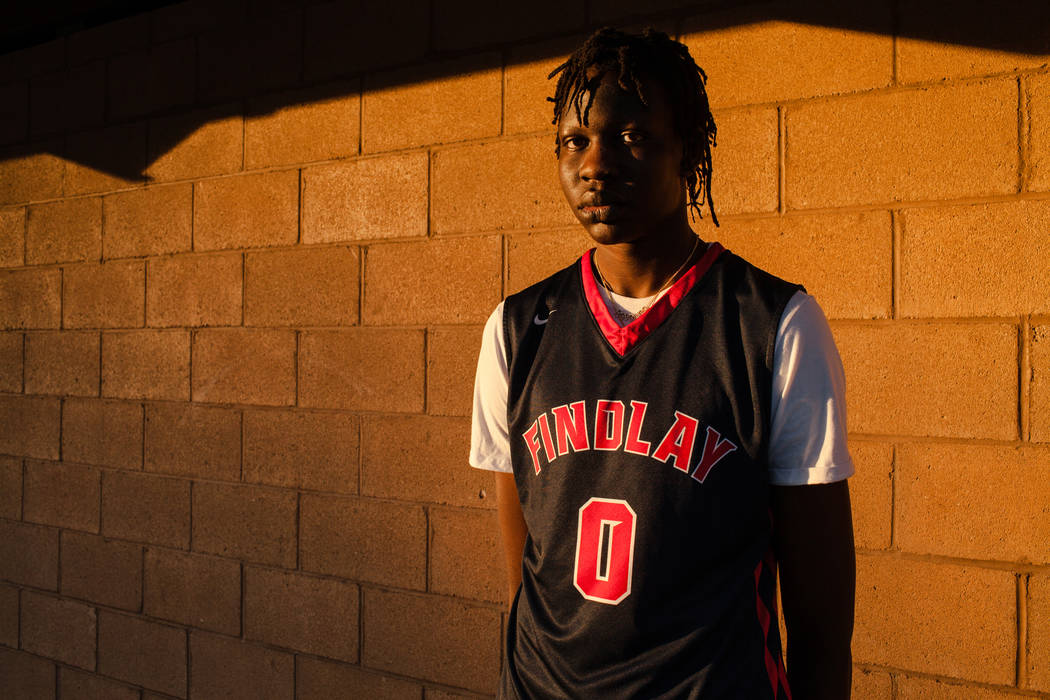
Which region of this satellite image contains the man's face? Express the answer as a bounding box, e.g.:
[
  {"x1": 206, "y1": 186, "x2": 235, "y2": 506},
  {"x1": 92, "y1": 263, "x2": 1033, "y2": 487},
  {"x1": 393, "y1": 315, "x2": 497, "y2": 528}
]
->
[{"x1": 557, "y1": 72, "x2": 686, "y2": 247}]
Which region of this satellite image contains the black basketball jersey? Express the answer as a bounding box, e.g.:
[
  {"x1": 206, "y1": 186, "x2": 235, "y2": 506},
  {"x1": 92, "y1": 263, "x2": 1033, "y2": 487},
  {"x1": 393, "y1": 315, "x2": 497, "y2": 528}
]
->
[{"x1": 500, "y1": 242, "x2": 802, "y2": 699}]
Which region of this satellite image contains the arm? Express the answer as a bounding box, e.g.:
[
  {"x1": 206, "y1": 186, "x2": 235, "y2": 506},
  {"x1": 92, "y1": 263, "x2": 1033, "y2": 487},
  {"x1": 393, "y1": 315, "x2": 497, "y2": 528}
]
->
[
  {"x1": 468, "y1": 302, "x2": 524, "y2": 607},
  {"x1": 495, "y1": 471, "x2": 528, "y2": 609},
  {"x1": 771, "y1": 480, "x2": 855, "y2": 700}
]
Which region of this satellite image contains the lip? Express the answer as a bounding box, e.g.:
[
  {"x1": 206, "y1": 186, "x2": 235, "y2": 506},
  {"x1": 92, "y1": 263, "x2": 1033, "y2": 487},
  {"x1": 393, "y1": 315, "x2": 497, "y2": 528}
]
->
[
  {"x1": 579, "y1": 203, "x2": 627, "y2": 223},
  {"x1": 579, "y1": 193, "x2": 628, "y2": 210}
]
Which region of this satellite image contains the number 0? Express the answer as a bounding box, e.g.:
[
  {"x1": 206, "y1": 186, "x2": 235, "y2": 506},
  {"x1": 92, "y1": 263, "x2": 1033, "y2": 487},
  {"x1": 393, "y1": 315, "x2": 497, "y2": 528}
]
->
[{"x1": 573, "y1": 498, "x2": 637, "y2": 605}]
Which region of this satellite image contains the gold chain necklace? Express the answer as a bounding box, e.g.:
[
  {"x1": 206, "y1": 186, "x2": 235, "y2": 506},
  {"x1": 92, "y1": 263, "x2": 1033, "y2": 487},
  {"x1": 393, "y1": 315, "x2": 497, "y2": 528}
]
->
[{"x1": 593, "y1": 237, "x2": 701, "y2": 321}]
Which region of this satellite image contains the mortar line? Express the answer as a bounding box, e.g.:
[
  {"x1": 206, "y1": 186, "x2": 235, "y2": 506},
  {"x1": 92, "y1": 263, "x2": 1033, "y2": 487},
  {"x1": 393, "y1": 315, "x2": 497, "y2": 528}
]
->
[
  {"x1": 239, "y1": 409, "x2": 244, "y2": 482},
  {"x1": 188, "y1": 329, "x2": 194, "y2": 402},
  {"x1": 358, "y1": 585, "x2": 364, "y2": 670},
  {"x1": 97, "y1": 470, "x2": 114, "y2": 547},
  {"x1": 142, "y1": 259, "x2": 148, "y2": 328},
  {"x1": 16, "y1": 576, "x2": 21, "y2": 651},
  {"x1": 99, "y1": 194, "x2": 106, "y2": 264},
  {"x1": 1018, "y1": 76, "x2": 1029, "y2": 193},
  {"x1": 358, "y1": 246, "x2": 366, "y2": 327},
  {"x1": 97, "y1": 330, "x2": 103, "y2": 398},
  {"x1": 1020, "y1": 76, "x2": 1029, "y2": 193},
  {"x1": 426, "y1": 149, "x2": 433, "y2": 238},
  {"x1": 501, "y1": 234, "x2": 508, "y2": 300},
  {"x1": 140, "y1": 546, "x2": 145, "y2": 613},
  {"x1": 777, "y1": 105, "x2": 786, "y2": 215},
  {"x1": 190, "y1": 182, "x2": 196, "y2": 251},
  {"x1": 241, "y1": 252, "x2": 246, "y2": 326},
  {"x1": 58, "y1": 262, "x2": 65, "y2": 331},
  {"x1": 140, "y1": 401, "x2": 146, "y2": 470},
  {"x1": 368, "y1": 186, "x2": 1050, "y2": 230},
  {"x1": 422, "y1": 328, "x2": 429, "y2": 414},
  {"x1": 888, "y1": 444, "x2": 897, "y2": 550},
  {"x1": 865, "y1": 663, "x2": 1049, "y2": 696},
  {"x1": 499, "y1": 50, "x2": 507, "y2": 137},
  {"x1": 358, "y1": 79, "x2": 364, "y2": 156},
  {"x1": 853, "y1": 548, "x2": 1050, "y2": 574},
  {"x1": 891, "y1": 209, "x2": 901, "y2": 319},
  {"x1": 21, "y1": 204, "x2": 27, "y2": 267},
  {"x1": 297, "y1": 168, "x2": 303, "y2": 245},
  {"x1": 424, "y1": 505, "x2": 431, "y2": 593},
  {"x1": 57, "y1": 396, "x2": 64, "y2": 462},
  {"x1": 1017, "y1": 572, "x2": 1029, "y2": 687},
  {"x1": 55, "y1": 518, "x2": 63, "y2": 592},
  {"x1": 187, "y1": 615, "x2": 193, "y2": 698},
  {"x1": 96, "y1": 573, "x2": 101, "y2": 673},
  {"x1": 356, "y1": 417, "x2": 363, "y2": 497},
  {"x1": 188, "y1": 479, "x2": 194, "y2": 552},
  {"x1": 1020, "y1": 317, "x2": 1032, "y2": 442},
  {"x1": 240, "y1": 561, "x2": 245, "y2": 639},
  {"x1": 832, "y1": 316, "x2": 1033, "y2": 327},
  {"x1": 890, "y1": 0, "x2": 900, "y2": 86}
]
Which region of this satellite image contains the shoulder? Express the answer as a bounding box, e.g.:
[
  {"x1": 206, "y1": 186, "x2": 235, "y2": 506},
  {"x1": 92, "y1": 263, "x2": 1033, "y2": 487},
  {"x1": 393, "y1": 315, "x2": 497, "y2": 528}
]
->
[
  {"x1": 778, "y1": 291, "x2": 831, "y2": 340},
  {"x1": 715, "y1": 247, "x2": 805, "y2": 300},
  {"x1": 505, "y1": 256, "x2": 582, "y2": 310},
  {"x1": 502, "y1": 256, "x2": 583, "y2": 344},
  {"x1": 707, "y1": 247, "x2": 806, "y2": 362}
]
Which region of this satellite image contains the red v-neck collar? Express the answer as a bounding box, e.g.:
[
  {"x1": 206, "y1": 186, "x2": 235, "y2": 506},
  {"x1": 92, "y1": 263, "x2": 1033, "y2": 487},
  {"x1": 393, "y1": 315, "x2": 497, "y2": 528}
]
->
[{"x1": 581, "y1": 241, "x2": 725, "y2": 356}]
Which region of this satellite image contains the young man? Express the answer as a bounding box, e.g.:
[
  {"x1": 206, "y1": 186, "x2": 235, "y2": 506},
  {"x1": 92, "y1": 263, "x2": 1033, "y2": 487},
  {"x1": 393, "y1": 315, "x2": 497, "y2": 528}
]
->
[{"x1": 470, "y1": 27, "x2": 855, "y2": 699}]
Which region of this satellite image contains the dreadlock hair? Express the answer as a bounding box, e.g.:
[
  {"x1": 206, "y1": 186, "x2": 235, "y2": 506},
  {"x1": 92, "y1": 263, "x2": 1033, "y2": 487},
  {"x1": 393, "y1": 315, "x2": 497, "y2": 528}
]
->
[{"x1": 548, "y1": 27, "x2": 719, "y2": 226}]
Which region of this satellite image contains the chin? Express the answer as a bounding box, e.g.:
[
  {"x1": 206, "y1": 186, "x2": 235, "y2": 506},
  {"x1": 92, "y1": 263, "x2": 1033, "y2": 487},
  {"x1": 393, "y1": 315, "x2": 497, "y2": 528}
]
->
[{"x1": 579, "y1": 220, "x2": 646, "y2": 247}]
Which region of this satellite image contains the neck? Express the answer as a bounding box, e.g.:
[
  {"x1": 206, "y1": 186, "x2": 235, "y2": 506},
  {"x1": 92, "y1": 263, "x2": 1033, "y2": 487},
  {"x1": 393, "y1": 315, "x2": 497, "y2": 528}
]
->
[{"x1": 593, "y1": 223, "x2": 703, "y2": 298}]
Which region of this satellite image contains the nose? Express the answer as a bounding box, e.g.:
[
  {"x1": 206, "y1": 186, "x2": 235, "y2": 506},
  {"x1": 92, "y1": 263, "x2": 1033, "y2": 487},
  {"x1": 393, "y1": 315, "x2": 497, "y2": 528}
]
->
[{"x1": 579, "y1": 139, "x2": 617, "y2": 182}]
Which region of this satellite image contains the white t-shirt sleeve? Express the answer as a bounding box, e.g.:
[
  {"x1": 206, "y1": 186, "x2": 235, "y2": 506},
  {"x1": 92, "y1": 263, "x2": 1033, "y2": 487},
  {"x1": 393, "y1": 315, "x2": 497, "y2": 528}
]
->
[
  {"x1": 767, "y1": 291, "x2": 855, "y2": 485},
  {"x1": 469, "y1": 301, "x2": 513, "y2": 473}
]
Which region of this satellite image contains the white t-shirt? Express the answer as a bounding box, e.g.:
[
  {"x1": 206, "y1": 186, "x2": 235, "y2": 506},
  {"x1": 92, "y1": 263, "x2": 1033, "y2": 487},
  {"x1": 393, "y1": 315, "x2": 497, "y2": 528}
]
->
[{"x1": 469, "y1": 287, "x2": 854, "y2": 486}]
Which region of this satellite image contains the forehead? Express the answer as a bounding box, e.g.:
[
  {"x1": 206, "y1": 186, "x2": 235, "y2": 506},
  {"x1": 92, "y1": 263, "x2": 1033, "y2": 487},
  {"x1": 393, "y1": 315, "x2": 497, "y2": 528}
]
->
[{"x1": 558, "y1": 70, "x2": 675, "y2": 131}]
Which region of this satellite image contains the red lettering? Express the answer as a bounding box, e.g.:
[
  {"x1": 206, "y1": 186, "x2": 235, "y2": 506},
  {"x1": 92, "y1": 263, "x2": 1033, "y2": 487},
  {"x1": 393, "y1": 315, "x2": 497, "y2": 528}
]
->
[
  {"x1": 651, "y1": 411, "x2": 699, "y2": 473},
  {"x1": 623, "y1": 400, "x2": 652, "y2": 456},
  {"x1": 594, "y1": 400, "x2": 625, "y2": 450},
  {"x1": 573, "y1": 498, "x2": 636, "y2": 605},
  {"x1": 537, "y1": 413, "x2": 556, "y2": 463},
  {"x1": 522, "y1": 420, "x2": 543, "y2": 474},
  {"x1": 691, "y1": 426, "x2": 738, "y2": 482},
  {"x1": 552, "y1": 401, "x2": 590, "y2": 455}
]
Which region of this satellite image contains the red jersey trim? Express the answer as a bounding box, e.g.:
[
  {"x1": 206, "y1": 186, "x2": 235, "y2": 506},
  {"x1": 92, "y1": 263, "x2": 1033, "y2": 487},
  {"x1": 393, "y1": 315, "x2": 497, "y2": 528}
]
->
[
  {"x1": 580, "y1": 241, "x2": 725, "y2": 356},
  {"x1": 753, "y1": 557, "x2": 780, "y2": 698}
]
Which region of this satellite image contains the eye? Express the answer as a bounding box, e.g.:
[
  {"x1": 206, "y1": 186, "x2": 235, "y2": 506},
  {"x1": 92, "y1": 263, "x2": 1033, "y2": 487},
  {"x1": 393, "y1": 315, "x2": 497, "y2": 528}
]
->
[
  {"x1": 621, "y1": 131, "x2": 645, "y2": 145},
  {"x1": 561, "y1": 135, "x2": 588, "y2": 151}
]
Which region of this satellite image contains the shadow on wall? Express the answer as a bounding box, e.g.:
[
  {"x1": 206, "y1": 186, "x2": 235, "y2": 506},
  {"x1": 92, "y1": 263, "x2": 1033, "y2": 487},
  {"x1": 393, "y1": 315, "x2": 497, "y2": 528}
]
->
[{"x1": 0, "y1": 0, "x2": 1049, "y2": 191}]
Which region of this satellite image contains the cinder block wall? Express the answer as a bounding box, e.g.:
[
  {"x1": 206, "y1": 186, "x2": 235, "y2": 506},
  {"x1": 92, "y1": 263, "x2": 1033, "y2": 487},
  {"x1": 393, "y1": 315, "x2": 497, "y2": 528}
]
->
[{"x1": 0, "y1": 1, "x2": 1048, "y2": 698}]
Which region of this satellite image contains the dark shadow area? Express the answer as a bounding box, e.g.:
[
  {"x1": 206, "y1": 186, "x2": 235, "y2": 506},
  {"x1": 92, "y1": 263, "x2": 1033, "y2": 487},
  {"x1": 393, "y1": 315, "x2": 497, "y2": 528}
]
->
[
  {"x1": 0, "y1": 1, "x2": 184, "y2": 55},
  {"x1": 1, "y1": 0, "x2": 1048, "y2": 191}
]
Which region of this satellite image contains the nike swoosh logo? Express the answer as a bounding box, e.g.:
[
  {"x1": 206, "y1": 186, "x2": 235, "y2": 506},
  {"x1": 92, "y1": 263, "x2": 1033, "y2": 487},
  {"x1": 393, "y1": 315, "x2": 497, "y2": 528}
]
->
[{"x1": 534, "y1": 309, "x2": 556, "y2": 325}]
